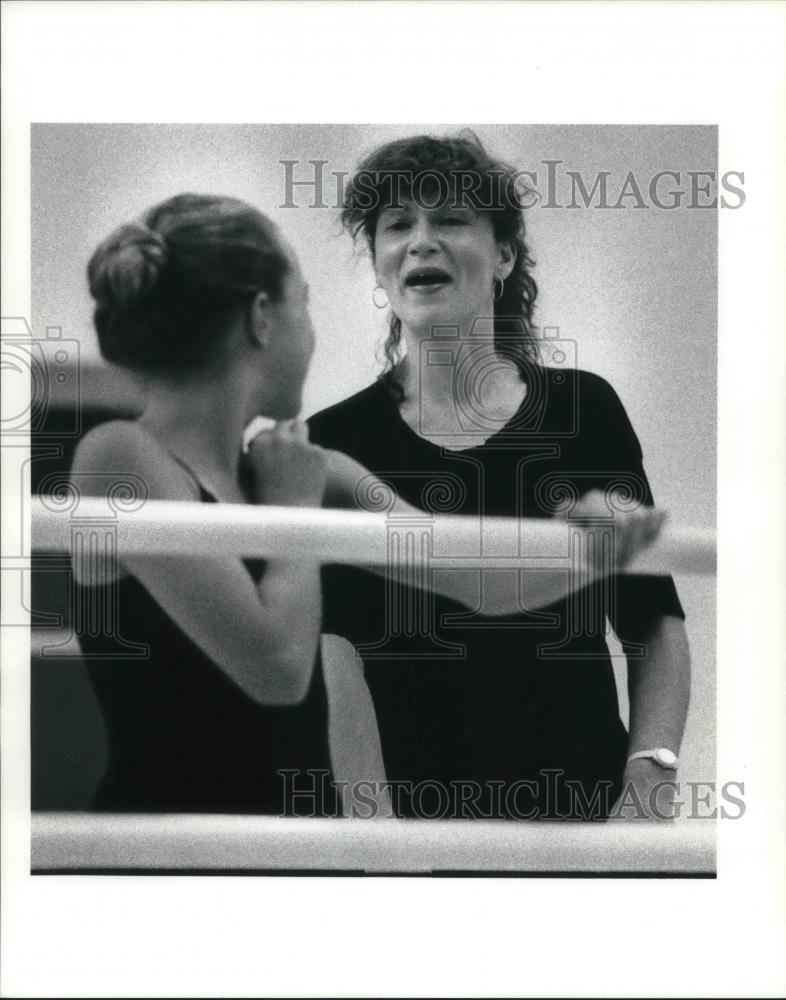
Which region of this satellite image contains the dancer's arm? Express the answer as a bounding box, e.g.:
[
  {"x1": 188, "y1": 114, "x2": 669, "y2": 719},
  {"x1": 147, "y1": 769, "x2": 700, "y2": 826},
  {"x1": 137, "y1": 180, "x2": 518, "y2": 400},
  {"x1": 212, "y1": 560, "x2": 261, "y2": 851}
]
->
[
  {"x1": 72, "y1": 420, "x2": 325, "y2": 706},
  {"x1": 324, "y1": 450, "x2": 663, "y2": 615}
]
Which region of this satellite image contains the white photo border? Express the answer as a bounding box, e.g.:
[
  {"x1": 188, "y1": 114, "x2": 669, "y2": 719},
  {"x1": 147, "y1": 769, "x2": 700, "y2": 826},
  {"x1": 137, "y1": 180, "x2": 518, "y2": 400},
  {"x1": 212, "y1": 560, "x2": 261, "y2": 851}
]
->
[{"x1": 2, "y1": 2, "x2": 785, "y2": 997}]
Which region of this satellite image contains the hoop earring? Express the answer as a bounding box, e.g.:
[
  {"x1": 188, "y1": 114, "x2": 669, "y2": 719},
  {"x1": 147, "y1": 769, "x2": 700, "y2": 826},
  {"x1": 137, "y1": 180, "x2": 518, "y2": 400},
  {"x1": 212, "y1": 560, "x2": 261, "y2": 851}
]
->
[
  {"x1": 493, "y1": 278, "x2": 504, "y2": 302},
  {"x1": 372, "y1": 285, "x2": 389, "y2": 309}
]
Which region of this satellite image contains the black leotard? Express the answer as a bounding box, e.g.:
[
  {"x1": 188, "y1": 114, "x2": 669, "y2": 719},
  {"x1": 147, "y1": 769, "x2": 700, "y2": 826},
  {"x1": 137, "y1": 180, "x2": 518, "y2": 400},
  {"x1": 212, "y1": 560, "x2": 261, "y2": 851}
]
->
[{"x1": 76, "y1": 480, "x2": 337, "y2": 816}]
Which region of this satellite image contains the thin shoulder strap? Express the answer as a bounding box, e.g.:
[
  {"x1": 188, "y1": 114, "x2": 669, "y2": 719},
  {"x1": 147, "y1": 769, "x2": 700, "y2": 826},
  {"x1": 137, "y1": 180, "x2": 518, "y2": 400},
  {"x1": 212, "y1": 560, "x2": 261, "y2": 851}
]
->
[
  {"x1": 132, "y1": 421, "x2": 220, "y2": 502},
  {"x1": 162, "y1": 448, "x2": 218, "y2": 503}
]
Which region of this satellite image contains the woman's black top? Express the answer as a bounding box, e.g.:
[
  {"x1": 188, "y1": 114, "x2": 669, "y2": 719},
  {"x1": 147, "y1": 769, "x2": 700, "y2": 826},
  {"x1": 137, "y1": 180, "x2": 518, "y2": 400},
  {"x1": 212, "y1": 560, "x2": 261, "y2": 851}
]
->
[
  {"x1": 76, "y1": 481, "x2": 337, "y2": 816},
  {"x1": 308, "y1": 367, "x2": 685, "y2": 819}
]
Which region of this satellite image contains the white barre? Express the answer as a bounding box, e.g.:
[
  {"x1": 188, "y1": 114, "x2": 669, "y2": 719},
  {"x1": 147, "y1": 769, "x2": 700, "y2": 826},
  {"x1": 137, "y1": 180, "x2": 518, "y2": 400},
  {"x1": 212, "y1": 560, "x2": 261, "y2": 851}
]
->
[
  {"x1": 31, "y1": 496, "x2": 716, "y2": 575},
  {"x1": 31, "y1": 812, "x2": 716, "y2": 874}
]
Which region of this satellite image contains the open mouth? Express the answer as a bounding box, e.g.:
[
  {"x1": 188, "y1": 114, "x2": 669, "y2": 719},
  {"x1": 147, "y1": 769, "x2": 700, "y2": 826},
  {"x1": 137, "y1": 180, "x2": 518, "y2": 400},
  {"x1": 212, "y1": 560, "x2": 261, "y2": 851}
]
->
[{"x1": 404, "y1": 267, "x2": 452, "y2": 290}]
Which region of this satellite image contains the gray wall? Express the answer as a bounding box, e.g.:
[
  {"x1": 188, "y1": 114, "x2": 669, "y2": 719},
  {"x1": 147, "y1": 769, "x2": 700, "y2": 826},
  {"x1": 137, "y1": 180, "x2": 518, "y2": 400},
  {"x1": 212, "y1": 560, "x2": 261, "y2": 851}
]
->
[{"x1": 32, "y1": 124, "x2": 716, "y2": 788}]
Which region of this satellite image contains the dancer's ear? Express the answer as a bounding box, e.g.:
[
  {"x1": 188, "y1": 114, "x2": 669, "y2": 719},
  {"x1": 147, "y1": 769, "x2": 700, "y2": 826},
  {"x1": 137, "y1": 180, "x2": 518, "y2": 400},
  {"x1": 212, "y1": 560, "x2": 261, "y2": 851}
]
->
[{"x1": 247, "y1": 291, "x2": 272, "y2": 349}]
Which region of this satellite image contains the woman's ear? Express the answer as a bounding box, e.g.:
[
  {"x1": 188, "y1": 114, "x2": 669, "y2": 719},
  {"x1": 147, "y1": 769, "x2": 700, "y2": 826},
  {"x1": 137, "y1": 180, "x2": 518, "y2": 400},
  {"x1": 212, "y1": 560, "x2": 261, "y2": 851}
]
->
[
  {"x1": 496, "y1": 242, "x2": 517, "y2": 282},
  {"x1": 247, "y1": 291, "x2": 271, "y2": 348}
]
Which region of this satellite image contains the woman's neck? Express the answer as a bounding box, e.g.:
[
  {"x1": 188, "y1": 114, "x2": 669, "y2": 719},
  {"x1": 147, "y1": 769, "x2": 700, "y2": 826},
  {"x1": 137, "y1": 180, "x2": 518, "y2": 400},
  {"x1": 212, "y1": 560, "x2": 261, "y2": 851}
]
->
[
  {"x1": 398, "y1": 318, "x2": 523, "y2": 407},
  {"x1": 393, "y1": 328, "x2": 526, "y2": 449}
]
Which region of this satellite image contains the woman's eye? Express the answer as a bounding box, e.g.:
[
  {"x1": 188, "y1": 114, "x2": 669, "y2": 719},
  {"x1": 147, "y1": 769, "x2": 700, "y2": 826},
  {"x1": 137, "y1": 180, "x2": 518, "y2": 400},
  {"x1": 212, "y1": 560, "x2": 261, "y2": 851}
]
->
[
  {"x1": 441, "y1": 216, "x2": 469, "y2": 226},
  {"x1": 385, "y1": 220, "x2": 410, "y2": 231}
]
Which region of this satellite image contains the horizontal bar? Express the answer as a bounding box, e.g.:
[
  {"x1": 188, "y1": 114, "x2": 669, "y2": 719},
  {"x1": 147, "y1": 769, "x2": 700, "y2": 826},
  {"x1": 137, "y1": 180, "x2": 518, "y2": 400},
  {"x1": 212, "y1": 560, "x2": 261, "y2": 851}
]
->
[
  {"x1": 31, "y1": 497, "x2": 716, "y2": 575},
  {"x1": 31, "y1": 812, "x2": 715, "y2": 874}
]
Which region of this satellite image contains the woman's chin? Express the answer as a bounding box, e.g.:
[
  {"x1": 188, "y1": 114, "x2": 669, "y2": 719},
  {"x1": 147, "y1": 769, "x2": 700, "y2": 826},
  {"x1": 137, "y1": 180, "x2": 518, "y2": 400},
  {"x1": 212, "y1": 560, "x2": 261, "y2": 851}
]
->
[{"x1": 400, "y1": 303, "x2": 467, "y2": 337}]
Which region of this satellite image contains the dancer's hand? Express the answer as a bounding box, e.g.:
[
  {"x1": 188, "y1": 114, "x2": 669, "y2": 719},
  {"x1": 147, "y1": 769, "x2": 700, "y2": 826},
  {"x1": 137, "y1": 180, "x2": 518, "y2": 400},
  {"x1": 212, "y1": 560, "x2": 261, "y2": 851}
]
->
[{"x1": 247, "y1": 419, "x2": 328, "y2": 508}]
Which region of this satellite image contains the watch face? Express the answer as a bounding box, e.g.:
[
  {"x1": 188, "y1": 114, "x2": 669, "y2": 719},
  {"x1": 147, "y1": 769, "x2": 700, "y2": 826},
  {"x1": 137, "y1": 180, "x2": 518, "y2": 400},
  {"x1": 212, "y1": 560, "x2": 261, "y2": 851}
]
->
[{"x1": 655, "y1": 749, "x2": 678, "y2": 767}]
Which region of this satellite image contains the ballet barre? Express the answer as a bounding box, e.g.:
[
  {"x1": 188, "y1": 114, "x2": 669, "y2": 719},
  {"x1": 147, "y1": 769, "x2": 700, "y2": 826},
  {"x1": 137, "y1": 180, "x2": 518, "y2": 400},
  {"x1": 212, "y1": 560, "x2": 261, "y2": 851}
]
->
[
  {"x1": 31, "y1": 812, "x2": 715, "y2": 874},
  {"x1": 32, "y1": 496, "x2": 716, "y2": 576}
]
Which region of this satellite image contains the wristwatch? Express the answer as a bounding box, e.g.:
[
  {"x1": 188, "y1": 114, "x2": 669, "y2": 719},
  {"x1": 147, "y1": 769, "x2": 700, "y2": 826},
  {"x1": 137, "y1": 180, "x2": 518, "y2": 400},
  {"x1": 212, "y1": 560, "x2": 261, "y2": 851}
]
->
[{"x1": 626, "y1": 748, "x2": 679, "y2": 769}]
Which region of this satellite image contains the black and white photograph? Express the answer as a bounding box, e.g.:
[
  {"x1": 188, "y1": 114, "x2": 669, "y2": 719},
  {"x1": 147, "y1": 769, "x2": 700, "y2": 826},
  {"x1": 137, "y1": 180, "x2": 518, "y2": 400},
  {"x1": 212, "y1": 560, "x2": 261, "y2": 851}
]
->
[
  {"x1": 2, "y1": 3, "x2": 784, "y2": 998},
  {"x1": 27, "y1": 121, "x2": 718, "y2": 858}
]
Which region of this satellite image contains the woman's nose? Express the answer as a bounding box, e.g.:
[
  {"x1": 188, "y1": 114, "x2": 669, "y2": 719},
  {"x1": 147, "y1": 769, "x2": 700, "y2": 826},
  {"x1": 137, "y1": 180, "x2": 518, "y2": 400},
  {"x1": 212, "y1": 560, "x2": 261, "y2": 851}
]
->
[{"x1": 407, "y1": 218, "x2": 440, "y2": 255}]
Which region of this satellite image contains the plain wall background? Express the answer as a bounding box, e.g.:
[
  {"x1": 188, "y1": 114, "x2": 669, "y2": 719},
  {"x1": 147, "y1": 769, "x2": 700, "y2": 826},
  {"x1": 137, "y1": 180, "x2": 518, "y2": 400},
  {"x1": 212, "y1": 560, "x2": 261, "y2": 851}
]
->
[{"x1": 32, "y1": 123, "x2": 716, "y2": 788}]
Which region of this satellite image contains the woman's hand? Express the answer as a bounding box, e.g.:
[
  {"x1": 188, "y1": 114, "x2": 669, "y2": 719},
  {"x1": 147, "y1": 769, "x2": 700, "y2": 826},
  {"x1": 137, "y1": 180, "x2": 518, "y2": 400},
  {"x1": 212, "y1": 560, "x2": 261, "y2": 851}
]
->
[{"x1": 247, "y1": 420, "x2": 328, "y2": 508}]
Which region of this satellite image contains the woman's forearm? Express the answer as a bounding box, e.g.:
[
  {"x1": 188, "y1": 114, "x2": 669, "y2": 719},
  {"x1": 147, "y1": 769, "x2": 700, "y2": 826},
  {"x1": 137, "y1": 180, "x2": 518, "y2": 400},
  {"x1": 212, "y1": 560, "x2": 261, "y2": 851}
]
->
[
  {"x1": 613, "y1": 615, "x2": 692, "y2": 818},
  {"x1": 625, "y1": 615, "x2": 691, "y2": 753}
]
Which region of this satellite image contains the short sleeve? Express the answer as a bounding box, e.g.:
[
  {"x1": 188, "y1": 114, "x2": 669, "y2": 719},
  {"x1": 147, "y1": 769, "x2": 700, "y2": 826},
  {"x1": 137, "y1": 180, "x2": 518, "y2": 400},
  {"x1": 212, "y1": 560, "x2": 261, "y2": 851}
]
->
[{"x1": 588, "y1": 375, "x2": 686, "y2": 644}]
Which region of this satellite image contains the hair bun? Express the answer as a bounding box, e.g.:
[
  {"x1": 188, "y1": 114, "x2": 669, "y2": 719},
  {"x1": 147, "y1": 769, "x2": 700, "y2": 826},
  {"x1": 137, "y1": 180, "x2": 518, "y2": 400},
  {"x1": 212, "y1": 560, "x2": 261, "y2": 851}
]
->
[{"x1": 89, "y1": 222, "x2": 169, "y2": 309}]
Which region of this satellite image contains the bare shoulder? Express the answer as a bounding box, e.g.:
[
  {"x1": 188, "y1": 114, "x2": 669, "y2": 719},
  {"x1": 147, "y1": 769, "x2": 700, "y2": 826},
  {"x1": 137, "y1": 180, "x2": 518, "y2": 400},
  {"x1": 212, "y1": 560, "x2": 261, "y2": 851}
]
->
[{"x1": 72, "y1": 420, "x2": 198, "y2": 501}]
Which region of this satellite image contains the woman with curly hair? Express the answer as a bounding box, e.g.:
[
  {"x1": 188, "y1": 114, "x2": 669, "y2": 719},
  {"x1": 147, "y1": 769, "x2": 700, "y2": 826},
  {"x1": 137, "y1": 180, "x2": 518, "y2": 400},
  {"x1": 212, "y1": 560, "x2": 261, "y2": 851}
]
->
[{"x1": 310, "y1": 132, "x2": 690, "y2": 820}]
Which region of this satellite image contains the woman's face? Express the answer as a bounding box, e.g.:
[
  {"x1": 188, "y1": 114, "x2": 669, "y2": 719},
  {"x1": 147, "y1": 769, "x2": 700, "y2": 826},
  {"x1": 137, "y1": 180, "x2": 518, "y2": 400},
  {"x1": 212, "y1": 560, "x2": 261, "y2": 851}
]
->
[
  {"x1": 373, "y1": 198, "x2": 511, "y2": 339},
  {"x1": 262, "y1": 248, "x2": 316, "y2": 418}
]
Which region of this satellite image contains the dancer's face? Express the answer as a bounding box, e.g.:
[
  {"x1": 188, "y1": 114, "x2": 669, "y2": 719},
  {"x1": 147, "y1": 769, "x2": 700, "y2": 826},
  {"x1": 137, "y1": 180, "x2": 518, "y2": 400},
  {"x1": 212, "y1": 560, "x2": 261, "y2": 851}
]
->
[
  {"x1": 261, "y1": 248, "x2": 315, "y2": 419},
  {"x1": 373, "y1": 197, "x2": 512, "y2": 339}
]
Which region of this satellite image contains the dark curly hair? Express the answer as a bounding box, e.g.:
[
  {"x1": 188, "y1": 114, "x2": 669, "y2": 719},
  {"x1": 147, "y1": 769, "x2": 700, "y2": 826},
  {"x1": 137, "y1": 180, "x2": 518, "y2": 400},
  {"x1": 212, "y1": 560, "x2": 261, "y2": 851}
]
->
[
  {"x1": 340, "y1": 131, "x2": 540, "y2": 384},
  {"x1": 88, "y1": 193, "x2": 290, "y2": 376}
]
